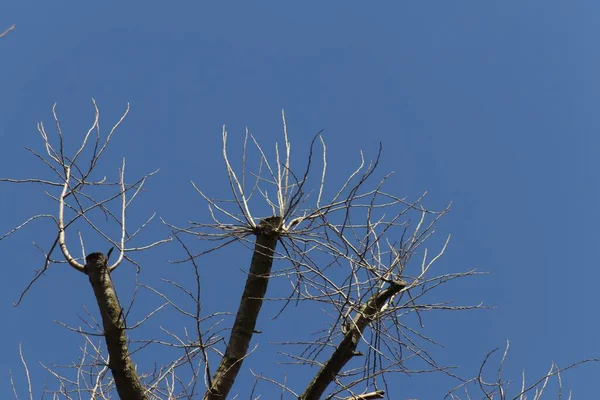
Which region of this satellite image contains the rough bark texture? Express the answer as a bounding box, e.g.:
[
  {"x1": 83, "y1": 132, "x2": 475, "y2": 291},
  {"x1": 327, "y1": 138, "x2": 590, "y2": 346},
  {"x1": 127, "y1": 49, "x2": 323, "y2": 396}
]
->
[
  {"x1": 85, "y1": 252, "x2": 147, "y2": 400},
  {"x1": 204, "y1": 216, "x2": 282, "y2": 400},
  {"x1": 300, "y1": 280, "x2": 406, "y2": 400}
]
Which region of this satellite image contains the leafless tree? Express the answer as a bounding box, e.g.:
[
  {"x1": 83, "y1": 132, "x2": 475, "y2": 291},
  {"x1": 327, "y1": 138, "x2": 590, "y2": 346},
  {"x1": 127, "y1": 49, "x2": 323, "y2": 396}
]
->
[{"x1": 2, "y1": 102, "x2": 595, "y2": 399}]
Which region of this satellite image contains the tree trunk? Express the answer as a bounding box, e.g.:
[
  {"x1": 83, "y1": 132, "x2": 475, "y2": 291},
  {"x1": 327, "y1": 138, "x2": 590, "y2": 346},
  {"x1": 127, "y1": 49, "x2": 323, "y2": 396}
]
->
[
  {"x1": 204, "y1": 216, "x2": 282, "y2": 399},
  {"x1": 85, "y1": 252, "x2": 147, "y2": 400}
]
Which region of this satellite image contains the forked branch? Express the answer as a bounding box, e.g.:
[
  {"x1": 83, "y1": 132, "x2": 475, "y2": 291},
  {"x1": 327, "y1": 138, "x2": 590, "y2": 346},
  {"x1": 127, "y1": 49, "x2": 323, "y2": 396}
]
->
[
  {"x1": 2, "y1": 101, "x2": 168, "y2": 397},
  {"x1": 177, "y1": 113, "x2": 471, "y2": 398}
]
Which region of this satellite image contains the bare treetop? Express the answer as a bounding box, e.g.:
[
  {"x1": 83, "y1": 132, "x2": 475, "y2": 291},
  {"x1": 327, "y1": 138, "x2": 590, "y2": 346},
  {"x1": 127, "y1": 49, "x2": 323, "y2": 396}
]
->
[
  {"x1": 165, "y1": 111, "x2": 482, "y2": 399},
  {"x1": 4, "y1": 103, "x2": 593, "y2": 399}
]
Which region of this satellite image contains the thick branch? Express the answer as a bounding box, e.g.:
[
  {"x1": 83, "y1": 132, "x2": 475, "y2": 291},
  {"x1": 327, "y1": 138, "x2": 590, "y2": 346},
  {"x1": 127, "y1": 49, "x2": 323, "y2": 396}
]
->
[
  {"x1": 204, "y1": 216, "x2": 282, "y2": 399},
  {"x1": 301, "y1": 280, "x2": 406, "y2": 400},
  {"x1": 85, "y1": 252, "x2": 146, "y2": 399}
]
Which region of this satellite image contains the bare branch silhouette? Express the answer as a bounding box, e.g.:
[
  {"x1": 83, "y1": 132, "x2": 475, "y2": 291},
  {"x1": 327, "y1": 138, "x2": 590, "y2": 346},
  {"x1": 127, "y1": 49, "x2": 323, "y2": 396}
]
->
[
  {"x1": 2, "y1": 101, "x2": 168, "y2": 398},
  {"x1": 4, "y1": 106, "x2": 596, "y2": 399},
  {"x1": 445, "y1": 341, "x2": 600, "y2": 400}
]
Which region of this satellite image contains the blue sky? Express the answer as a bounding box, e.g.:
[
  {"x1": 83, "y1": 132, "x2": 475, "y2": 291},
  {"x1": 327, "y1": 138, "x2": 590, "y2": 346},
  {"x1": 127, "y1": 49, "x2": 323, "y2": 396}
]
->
[{"x1": 1, "y1": 2, "x2": 599, "y2": 398}]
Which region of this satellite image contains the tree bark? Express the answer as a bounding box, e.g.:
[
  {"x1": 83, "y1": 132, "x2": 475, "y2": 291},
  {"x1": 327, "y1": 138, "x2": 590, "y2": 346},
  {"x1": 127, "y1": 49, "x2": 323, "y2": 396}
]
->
[
  {"x1": 300, "y1": 280, "x2": 406, "y2": 400},
  {"x1": 85, "y1": 252, "x2": 146, "y2": 400},
  {"x1": 204, "y1": 216, "x2": 282, "y2": 399}
]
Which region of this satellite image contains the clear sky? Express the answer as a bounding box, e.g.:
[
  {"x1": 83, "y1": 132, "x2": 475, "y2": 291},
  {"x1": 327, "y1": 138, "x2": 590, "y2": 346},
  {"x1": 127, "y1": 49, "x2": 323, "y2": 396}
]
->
[{"x1": 1, "y1": 2, "x2": 599, "y2": 398}]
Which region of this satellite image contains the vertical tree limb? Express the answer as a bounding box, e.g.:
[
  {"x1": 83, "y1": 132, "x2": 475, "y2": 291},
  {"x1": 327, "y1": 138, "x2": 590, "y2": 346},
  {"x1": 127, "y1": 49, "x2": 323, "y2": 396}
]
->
[
  {"x1": 204, "y1": 216, "x2": 282, "y2": 399},
  {"x1": 85, "y1": 252, "x2": 147, "y2": 400}
]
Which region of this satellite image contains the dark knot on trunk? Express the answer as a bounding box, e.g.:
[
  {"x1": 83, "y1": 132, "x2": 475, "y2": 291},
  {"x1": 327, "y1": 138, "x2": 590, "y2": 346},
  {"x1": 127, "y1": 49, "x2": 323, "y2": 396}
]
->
[
  {"x1": 85, "y1": 252, "x2": 108, "y2": 275},
  {"x1": 255, "y1": 216, "x2": 283, "y2": 237},
  {"x1": 86, "y1": 252, "x2": 106, "y2": 264}
]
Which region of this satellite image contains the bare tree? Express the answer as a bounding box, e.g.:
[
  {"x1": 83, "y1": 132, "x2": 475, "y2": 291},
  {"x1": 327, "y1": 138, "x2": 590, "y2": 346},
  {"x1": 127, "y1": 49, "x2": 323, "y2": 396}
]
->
[{"x1": 2, "y1": 102, "x2": 595, "y2": 399}]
